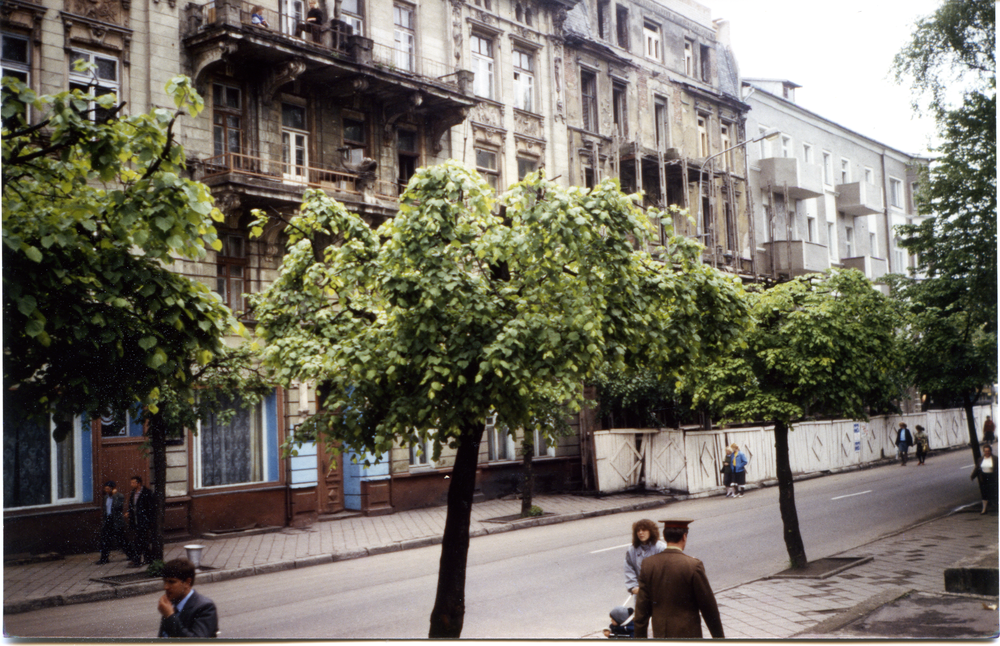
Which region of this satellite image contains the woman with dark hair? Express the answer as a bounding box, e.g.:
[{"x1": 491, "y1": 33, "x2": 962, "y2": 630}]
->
[
  {"x1": 971, "y1": 443, "x2": 997, "y2": 515},
  {"x1": 624, "y1": 519, "x2": 666, "y2": 594}
]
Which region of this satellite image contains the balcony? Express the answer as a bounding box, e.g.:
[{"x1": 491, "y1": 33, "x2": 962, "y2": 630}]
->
[
  {"x1": 841, "y1": 255, "x2": 888, "y2": 282},
  {"x1": 758, "y1": 157, "x2": 823, "y2": 200},
  {"x1": 836, "y1": 181, "x2": 882, "y2": 216},
  {"x1": 762, "y1": 239, "x2": 830, "y2": 277}
]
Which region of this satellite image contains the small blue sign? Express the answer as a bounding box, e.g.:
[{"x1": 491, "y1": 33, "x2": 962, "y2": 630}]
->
[{"x1": 853, "y1": 423, "x2": 861, "y2": 452}]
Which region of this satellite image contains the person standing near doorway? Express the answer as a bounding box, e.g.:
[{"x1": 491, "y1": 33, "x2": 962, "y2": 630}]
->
[{"x1": 125, "y1": 475, "x2": 155, "y2": 567}]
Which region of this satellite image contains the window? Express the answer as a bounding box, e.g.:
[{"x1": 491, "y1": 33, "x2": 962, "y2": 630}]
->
[
  {"x1": 580, "y1": 69, "x2": 597, "y2": 132},
  {"x1": 69, "y1": 50, "x2": 119, "y2": 123},
  {"x1": 100, "y1": 406, "x2": 145, "y2": 438},
  {"x1": 845, "y1": 226, "x2": 854, "y2": 257},
  {"x1": 870, "y1": 231, "x2": 877, "y2": 257},
  {"x1": 889, "y1": 178, "x2": 902, "y2": 208},
  {"x1": 822, "y1": 152, "x2": 832, "y2": 185},
  {"x1": 643, "y1": 21, "x2": 660, "y2": 61},
  {"x1": 807, "y1": 216, "x2": 816, "y2": 242},
  {"x1": 212, "y1": 84, "x2": 242, "y2": 166},
  {"x1": 471, "y1": 34, "x2": 494, "y2": 100},
  {"x1": 684, "y1": 40, "x2": 693, "y2": 76},
  {"x1": 840, "y1": 158, "x2": 850, "y2": 184},
  {"x1": 196, "y1": 392, "x2": 277, "y2": 488},
  {"x1": 341, "y1": 0, "x2": 363, "y2": 35},
  {"x1": 894, "y1": 235, "x2": 905, "y2": 270},
  {"x1": 615, "y1": 5, "x2": 628, "y2": 49},
  {"x1": 597, "y1": 0, "x2": 609, "y2": 40},
  {"x1": 4, "y1": 406, "x2": 88, "y2": 508},
  {"x1": 281, "y1": 103, "x2": 308, "y2": 182},
  {"x1": 700, "y1": 44, "x2": 711, "y2": 82},
  {"x1": 409, "y1": 438, "x2": 434, "y2": 467},
  {"x1": 724, "y1": 201, "x2": 735, "y2": 250},
  {"x1": 802, "y1": 143, "x2": 813, "y2": 164},
  {"x1": 697, "y1": 115, "x2": 709, "y2": 157},
  {"x1": 517, "y1": 156, "x2": 537, "y2": 180},
  {"x1": 471, "y1": 0, "x2": 491, "y2": 10},
  {"x1": 531, "y1": 426, "x2": 555, "y2": 458},
  {"x1": 720, "y1": 122, "x2": 732, "y2": 170},
  {"x1": 654, "y1": 96, "x2": 669, "y2": 149},
  {"x1": 486, "y1": 414, "x2": 515, "y2": 461},
  {"x1": 281, "y1": 0, "x2": 305, "y2": 35},
  {"x1": 612, "y1": 81, "x2": 627, "y2": 137},
  {"x1": 781, "y1": 135, "x2": 791, "y2": 158},
  {"x1": 343, "y1": 116, "x2": 366, "y2": 164},
  {"x1": 475, "y1": 148, "x2": 499, "y2": 190},
  {"x1": 393, "y1": 4, "x2": 415, "y2": 72},
  {"x1": 864, "y1": 167, "x2": 874, "y2": 184},
  {"x1": 397, "y1": 128, "x2": 419, "y2": 189},
  {"x1": 216, "y1": 233, "x2": 248, "y2": 314},
  {"x1": 2, "y1": 33, "x2": 30, "y2": 129},
  {"x1": 828, "y1": 222, "x2": 837, "y2": 260},
  {"x1": 512, "y1": 48, "x2": 534, "y2": 112},
  {"x1": 758, "y1": 126, "x2": 771, "y2": 159}
]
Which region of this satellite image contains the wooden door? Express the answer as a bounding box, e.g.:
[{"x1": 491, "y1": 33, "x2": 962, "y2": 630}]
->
[{"x1": 316, "y1": 440, "x2": 344, "y2": 514}]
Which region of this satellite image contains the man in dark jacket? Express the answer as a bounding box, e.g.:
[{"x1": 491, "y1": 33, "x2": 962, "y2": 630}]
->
[
  {"x1": 158, "y1": 558, "x2": 219, "y2": 638},
  {"x1": 633, "y1": 519, "x2": 723, "y2": 639},
  {"x1": 125, "y1": 475, "x2": 155, "y2": 567},
  {"x1": 895, "y1": 422, "x2": 915, "y2": 466},
  {"x1": 96, "y1": 481, "x2": 127, "y2": 565}
]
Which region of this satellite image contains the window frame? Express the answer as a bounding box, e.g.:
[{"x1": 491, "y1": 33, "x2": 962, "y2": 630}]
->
[
  {"x1": 643, "y1": 20, "x2": 661, "y2": 61},
  {"x1": 68, "y1": 49, "x2": 120, "y2": 123},
  {"x1": 580, "y1": 69, "x2": 598, "y2": 133},
  {"x1": 612, "y1": 80, "x2": 627, "y2": 138},
  {"x1": 684, "y1": 39, "x2": 693, "y2": 76},
  {"x1": 215, "y1": 232, "x2": 249, "y2": 315},
  {"x1": 839, "y1": 158, "x2": 850, "y2": 185},
  {"x1": 889, "y1": 177, "x2": 903, "y2": 209},
  {"x1": 3, "y1": 411, "x2": 87, "y2": 509},
  {"x1": 281, "y1": 102, "x2": 309, "y2": 182},
  {"x1": 212, "y1": 83, "x2": 243, "y2": 165},
  {"x1": 512, "y1": 47, "x2": 534, "y2": 113},
  {"x1": 475, "y1": 147, "x2": 500, "y2": 191},
  {"x1": 470, "y1": 33, "x2": 495, "y2": 100},
  {"x1": 615, "y1": 4, "x2": 629, "y2": 49},
  {"x1": 802, "y1": 143, "x2": 813, "y2": 164},
  {"x1": 340, "y1": 0, "x2": 364, "y2": 35},
  {"x1": 699, "y1": 43, "x2": 711, "y2": 82},
  {"x1": 720, "y1": 121, "x2": 733, "y2": 170},
  {"x1": 822, "y1": 151, "x2": 832, "y2": 186},
  {"x1": 194, "y1": 392, "x2": 277, "y2": 489},
  {"x1": 393, "y1": 3, "x2": 416, "y2": 72},
  {"x1": 486, "y1": 413, "x2": 516, "y2": 462},
  {"x1": 517, "y1": 156, "x2": 537, "y2": 180}
]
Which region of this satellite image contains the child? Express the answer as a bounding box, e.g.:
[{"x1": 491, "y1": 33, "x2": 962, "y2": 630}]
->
[
  {"x1": 603, "y1": 606, "x2": 634, "y2": 638},
  {"x1": 251, "y1": 6, "x2": 269, "y2": 27}
]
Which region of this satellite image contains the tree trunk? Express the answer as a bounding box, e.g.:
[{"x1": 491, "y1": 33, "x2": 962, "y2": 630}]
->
[
  {"x1": 962, "y1": 391, "x2": 983, "y2": 467},
  {"x1": 428, "y1": 419, "x2": 485, "y2": 638},
  {"x1": 773, "y1": 419, "x2": 807, "y2": 568},
  {"x1": 149, "y1": 412, "x2": 168, "y2": 563},
  {"x1": 521, "y1": 433, "x2": 535, "y2": 517}
]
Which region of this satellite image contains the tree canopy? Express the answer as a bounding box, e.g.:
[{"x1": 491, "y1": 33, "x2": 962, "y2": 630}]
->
[
  {"x1": 2, "y1": 73, "x2": 237, "y2": 429},
  {"x1": 250, "y1": 161, "x2": 750, "y2": 636}
]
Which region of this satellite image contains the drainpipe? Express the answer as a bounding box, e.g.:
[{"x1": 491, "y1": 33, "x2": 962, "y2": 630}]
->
[{"x1": 880, "y1": 150, "x2": 893, "y2": 274}]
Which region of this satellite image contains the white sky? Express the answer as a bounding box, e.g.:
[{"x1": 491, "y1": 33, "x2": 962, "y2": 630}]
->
[{"x1": 707, "y1": 0, "x2": 943, "y2": 156}]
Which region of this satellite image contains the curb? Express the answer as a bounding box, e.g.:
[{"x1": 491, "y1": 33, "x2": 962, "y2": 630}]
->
[{"x1": 791, "y1": 586, "x2": 912, "y2": 636}]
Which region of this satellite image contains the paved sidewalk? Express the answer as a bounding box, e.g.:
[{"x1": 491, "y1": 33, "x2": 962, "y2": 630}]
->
[{"x1": 4, "y1": 486, "x2": 998, "y2": 639}]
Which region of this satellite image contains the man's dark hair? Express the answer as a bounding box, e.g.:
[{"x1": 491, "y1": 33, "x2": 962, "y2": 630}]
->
[
  {"x1": 130, "y1": 475, "x2": 143, "y2": 485},
  {"x1": 662, "y1": 527, "x2": 688, "y2": 544},
  {"x1": 162, "y1": 558, "x2": 196, "y2": 584}
]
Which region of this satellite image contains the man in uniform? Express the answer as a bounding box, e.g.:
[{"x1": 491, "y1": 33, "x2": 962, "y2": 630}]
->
[{"x1": 633, "y1": 519, "x2": 724, "y2": 639}]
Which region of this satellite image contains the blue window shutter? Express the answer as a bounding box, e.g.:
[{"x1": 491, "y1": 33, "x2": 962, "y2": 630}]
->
[
  {"x1": 265, "y1": 390, "x2": 279, "y2": 482},
  {"x1": 81, "y1": 414, "x2": 93, "y2": 503}
]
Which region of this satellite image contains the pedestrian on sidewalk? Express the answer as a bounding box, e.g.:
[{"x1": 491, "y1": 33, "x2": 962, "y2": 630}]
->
[
  {"x1": 125, "y1": 475, "x2": 154, "y2": 567},
  {"x1": 914, "y1": 425, "x2": 930, "y2": 465},
  {"x1": 730, "y1": 443, "x2": 748, "y2": 496},
  {"x1": 721, "y1": 447, "x2": 735, "y2": 497},
  {"x1": 95, "y1": 481, "x2": 127, "y2": 565},
  {"x1": 624, "y1": 519, "x2": 666, "y2": 595},
  {"x1": 894, "y1": 422, "x2": 914, "y2": 466},
  {"x1": 633, "y1": 519, "x2": 724, "y2": 639},
  {"x1": 983, "y1": 416, "x2": 995, "y2": 445},
  {"x1": 970, "y1": 443, "x2": 997, "y2": 515},
  {"x1": 158, "y1": 557, "x2": 219, "y2": 638}
]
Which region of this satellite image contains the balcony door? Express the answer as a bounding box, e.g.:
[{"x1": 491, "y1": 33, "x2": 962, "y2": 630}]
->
[
  {"x1": 282, "y1": 0, "x2": 305, "y2": 36},
  {"x1": 281, "y1": 103, "x2": 308, "y2": 183}
]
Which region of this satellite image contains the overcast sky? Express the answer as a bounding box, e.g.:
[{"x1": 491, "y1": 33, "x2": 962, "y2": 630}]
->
[{"x1": 707, "y1": 0, "x2": 943, "y2": 156}]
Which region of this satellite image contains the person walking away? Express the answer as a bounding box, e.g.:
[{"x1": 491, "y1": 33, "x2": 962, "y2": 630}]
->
[
  {"x1": 125, "y1": 475, "x2": 155, "y2": 567},
  {"x1": 970, "y1": 444, "x2": 998, "y2": 515},
  {"x1": 895, "y1": 422, "x2": 914, "y2": 466},
  {"x1": 730, "y1": 443, "x2": 748, "y2": 497},
  {"x1": 96, "y1": 481, "x2": 127, "y2": 565},
  {"x1": 633, "y1": 519, "x2": 723, "y2": 639},
  {"x1": 158, "y1": 557, "x2": 219, "y2": 638},
  {"x1": 624, "y1": 519, "x2": 666, "y2": 595},
  {"x1": 914, "y1": 425, "x2": 930, "y2": 465},
  {"x1": 721, "y1": 447, "x2": 735, "y2": 497},
  {"x1": 983, "y1": 416, "x2": 996, "y2": 445}
]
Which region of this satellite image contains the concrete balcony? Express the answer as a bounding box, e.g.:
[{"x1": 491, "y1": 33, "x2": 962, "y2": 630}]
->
[
  {"x1": 836, "y1": 181, "x2": 882, "y2": 216},
  {"x1": 841, "y1": 255, "x2": 889, "y2": 281},
  {"x1": 762, "y1": 239, "x2": 830, "y2": 277},
  {"x1": 758, "y1": 157, "x2": 823, "y2": 200}
]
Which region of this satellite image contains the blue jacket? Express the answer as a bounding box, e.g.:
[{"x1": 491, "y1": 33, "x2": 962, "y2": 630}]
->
[{"x1": 732, "y1": 451, "x2": 748, "y2": 473}]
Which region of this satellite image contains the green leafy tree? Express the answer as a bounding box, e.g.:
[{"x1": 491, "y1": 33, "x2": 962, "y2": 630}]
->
[
  {"x1": 892, "y1": 0, "x2": 996, "y2": 464},
  {"x1": 250, "y1": 161, "x2": 749, "y2": 637},
  {"x1": 688, "y1": 270, "x2": 903, "y2": 569},
  {"x1": 2, "y1": 72, "x2": 259, "y2": 558}
]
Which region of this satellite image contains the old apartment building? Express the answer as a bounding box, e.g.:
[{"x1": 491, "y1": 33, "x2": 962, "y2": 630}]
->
[
  {"x1": 743, "y1": 79, "x2": 926, "y2": 285},
  {"x1": 3, "y1": 0, "x2": 924, "y2": 553}
]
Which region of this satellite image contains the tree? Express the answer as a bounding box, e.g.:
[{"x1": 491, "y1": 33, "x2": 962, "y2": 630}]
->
[
  {"x1": 892, "y1": 0, "x2": 996, "y2": 464},
  {"x1": 2, "y1": 73, "x2": 253, "y2": 559},
  {"x1": 250, "y1": 161, "x2": 749, "y2": 637},
  {"x1": 688, "y1": 270, "x2": 903, "y2": 568}
]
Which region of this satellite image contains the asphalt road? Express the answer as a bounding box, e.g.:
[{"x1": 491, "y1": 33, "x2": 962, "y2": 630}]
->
[{"x1": 4, "y1": 449, "x2": 981, "y2": 639}]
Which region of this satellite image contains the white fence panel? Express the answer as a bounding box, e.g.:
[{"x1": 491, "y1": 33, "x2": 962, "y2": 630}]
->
[
  {"x1": 593, "y1": 430, "x2": 644, "y2": 493},
  {"x1": 683, "y1": 432, "x2": 723, "y2": 493},
  {"x1": 644, "y1": 430, "x2": 687, "y2": 492},
  {"x1": 725, "y1": 428, "x2": 776, "y2": 483}
]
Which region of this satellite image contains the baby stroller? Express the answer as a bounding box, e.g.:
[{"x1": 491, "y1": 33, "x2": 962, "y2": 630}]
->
[{"x1": 603, "y1": 595, "x2": 635, "y2": 639}]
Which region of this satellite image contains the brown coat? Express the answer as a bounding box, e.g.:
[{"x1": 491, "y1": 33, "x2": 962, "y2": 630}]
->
[{"x1": 633, "y1": 548, "x2": 724, "y2": 639}]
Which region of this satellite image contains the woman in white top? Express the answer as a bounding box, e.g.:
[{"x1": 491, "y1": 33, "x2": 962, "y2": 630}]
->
[
  {"x1": 970, "y1": 443, "x2": 997, "y2": 515},
  {"x1": 624, "y1": 519, "x2": 667, "y2": 594}
]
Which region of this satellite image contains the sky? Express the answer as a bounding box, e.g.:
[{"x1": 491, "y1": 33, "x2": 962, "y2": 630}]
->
[{"x1": 705, "y1": 0, "x2": 943, "y2": 156}]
